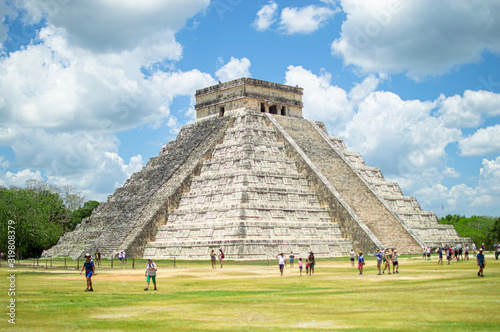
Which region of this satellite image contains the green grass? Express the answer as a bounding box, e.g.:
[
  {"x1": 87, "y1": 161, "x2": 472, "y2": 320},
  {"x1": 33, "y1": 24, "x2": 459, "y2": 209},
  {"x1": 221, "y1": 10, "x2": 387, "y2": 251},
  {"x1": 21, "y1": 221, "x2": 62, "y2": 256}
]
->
[{"x1": 1, "y1": 255, "x2": 499, "y2": 331}]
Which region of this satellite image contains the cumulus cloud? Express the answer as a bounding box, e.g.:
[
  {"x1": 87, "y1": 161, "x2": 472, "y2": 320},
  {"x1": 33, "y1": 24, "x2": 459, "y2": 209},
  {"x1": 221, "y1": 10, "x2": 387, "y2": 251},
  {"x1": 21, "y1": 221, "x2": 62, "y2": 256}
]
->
[
  {"x1": 0, "y1": 1, "x2": 213, "y2": 201},
  {"x1": 0, "y1": 169, "x2": 44, "y2": 188},
  {"x1": 332, "y1": 0, "x2": 500, "y2": 78},
  {"x1": 459, "y1": 125, "x2": 500, "y2": 156},
  {"x1": 279, "y1": 5, "x2": 336, "y2": 34},
  {"x1": 285, "y1": 65, "x2": 352, "y2": 134},
  {"x1": 437, "y1": 90, "x2": 500, "y2": 128},
  {"x1": 215, "y1": 57, "x2": 251, "y2": 82},
  {"x1": 415, "y1": 157, "x2": 500, "y2": 215},
  {"x1": 252, "y1": 1, "x2": 278, "y2": 32}
]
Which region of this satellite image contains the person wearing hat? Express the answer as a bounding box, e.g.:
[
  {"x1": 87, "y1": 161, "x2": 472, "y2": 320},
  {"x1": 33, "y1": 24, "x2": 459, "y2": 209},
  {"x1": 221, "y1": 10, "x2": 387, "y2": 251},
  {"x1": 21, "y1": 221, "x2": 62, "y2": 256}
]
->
[
  {"x1": 392, "y1": 250, "x2": 399, "y2": 274},
  {"x1": 476, "y1": 249, "x2": 486, "y2": 277},
  {"x1": 373, "y1": 249, "x2": 383, "y2": 275},
  {"x1": 145, "y1": 258, "x2": 157, "y2": 290},
  {"x1": 80, "y1": 253, "x2": 95, "y2": 291}
]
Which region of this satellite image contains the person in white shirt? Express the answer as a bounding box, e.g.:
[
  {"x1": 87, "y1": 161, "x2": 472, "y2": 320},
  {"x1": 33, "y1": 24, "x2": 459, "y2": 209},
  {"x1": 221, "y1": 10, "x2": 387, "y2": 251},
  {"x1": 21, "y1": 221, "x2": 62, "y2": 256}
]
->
[
  {"x1": 276, "y1": 253, "x2": 285, "y2": 276},
  {"x1": 349, "y1": 249, "x2": 355, "y2": 267},
  {"x1": 144, "y1": 258, "x2": 157, "y2": 291}
]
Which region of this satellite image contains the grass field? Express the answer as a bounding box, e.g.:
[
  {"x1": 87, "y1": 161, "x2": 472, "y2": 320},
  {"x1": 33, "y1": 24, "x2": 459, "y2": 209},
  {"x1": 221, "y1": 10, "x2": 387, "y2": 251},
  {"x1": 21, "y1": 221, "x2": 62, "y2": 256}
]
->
[{"x1": 1, "y1": 254, "x2": 499, "y2": 331}]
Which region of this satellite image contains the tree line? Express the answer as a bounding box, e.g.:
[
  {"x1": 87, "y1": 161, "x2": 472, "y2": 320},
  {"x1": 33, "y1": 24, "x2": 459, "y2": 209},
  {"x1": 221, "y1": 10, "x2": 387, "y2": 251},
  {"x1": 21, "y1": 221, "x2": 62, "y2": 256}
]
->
[
  {"x1": 0, "y1": 180, "x2": 99, "y2": 259},
  {"x1": 439, "y1": 214, "x2": 500, "y2": 248}
]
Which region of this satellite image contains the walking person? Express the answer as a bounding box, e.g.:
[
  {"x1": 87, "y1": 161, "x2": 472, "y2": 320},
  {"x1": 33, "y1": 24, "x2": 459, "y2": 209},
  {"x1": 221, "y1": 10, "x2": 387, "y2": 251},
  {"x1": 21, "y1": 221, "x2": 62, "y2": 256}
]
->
[
  {"x1": 357, "y1": 251, "x2": 365, "y2": 275},
  {"x1": 305, "y1": 259, "x2": 310, "y2": 275},
  {"x1": 349, "y1": 249, "x2": 355, "y2": 267},
  {"x1": 276, "y1": 253, "x2": 285, "y2": 276},
  {"x1": 144, "y1": 258, "x2": 157, "y2": 290},
  {"x1": 476, "y1": 249, "x2": 486, "y2": 277},
  {"x1": 437, "y1": 247, "x2": 443, "y2": 265},
  {"x1": 426, "y1": 247, "x2": 431, "y2": 260},
  {"x1": 422, "y1": 247, "x2": 426, "y2": 260},
  {"x1": 458, "y1": 246, "x2": 463, "y2": 261},
  {"x1": 289, "y1": 252, "x2": 295, "y2": 268},
  {"x1": 464, "y1": 245, "x2": 469, "y2": 260},
  {"x1": 392, "y1": 250, "x2": 399, "y2": 274},
  {"x1": 308, "y1": 252, "x2": 315, "y2": 275},
  {"x1": 218, "y1": 249, "x2": 225, "y2": 268},
  {"x1": 95, "y1": 249, "x2": 101, "y2": 267},
  {"x1": 298, "y1": 258, "x2": 303, "y2": 276},
  {"x1": 80, "y1": 253, "x2": 95, "y2": 292},
  {"x1": 495, "y1": 243, "x2": 500, "y2": 260},
  {"x1": 447, "y1": 247, "x2": 452, "y2": 265},
  {"x1": 374, "y1": 249, "x2": 383, "y2": 275},
  {"x1": 118, "y1": 251, "x2": 123, "y2": 264},
  {"x1": 122, "y1": 250, "x2": 126, "y2": 264},
  {"x1": 210, "y1": 249, "x2": 217, "y2": 269}
]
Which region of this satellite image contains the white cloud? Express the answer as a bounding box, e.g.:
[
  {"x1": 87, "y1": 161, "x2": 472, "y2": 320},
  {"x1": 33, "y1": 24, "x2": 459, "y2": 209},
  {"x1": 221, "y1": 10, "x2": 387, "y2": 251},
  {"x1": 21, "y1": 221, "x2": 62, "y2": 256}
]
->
[
  {"x1": 348, "y1": 74, "x2": 381, "y2": 106},
  {"x1": 459, "y1": 125, "x2": 500, "y2": 156},
  {"x1": 15, "y1": 0, "x2": 209, "y2": 56},
  {"x1": 332, "y1": 0, "x2": 500, "y2": 78},
  {"x1": 252, "y1": 1, "x2": 278, "y2": 32},
  {"x1": 415, "y1": 157, "x2": 500, "y2": 216},
  {"x1": 0, "y1": 1, "x2": 214, "y2": 201},
  {"x1": 215, "y1": 57, "x2": 251, "y2": 82},
  {"x1": 443, "y1": 167, "x2": 460, "y2": 178},
  {"x1": 285, "y1": 66, "x2": 352, "y2": 134},
  {"x1": 279, "y1": 5, "x2": 336, "y2": 34},
  {"x1": 437, "y1": 90, "x2": 500, "y2": 128},
  {"x1": 1, "y1": 169, "x2": 44, "y2": 188}
]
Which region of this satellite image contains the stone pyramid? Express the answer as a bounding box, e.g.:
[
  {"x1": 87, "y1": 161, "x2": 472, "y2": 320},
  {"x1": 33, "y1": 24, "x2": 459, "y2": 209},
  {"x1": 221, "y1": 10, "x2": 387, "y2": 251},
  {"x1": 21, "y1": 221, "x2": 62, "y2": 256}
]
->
[{"x1": 44, "y1": 78, "x2": 471, "y2": 260}]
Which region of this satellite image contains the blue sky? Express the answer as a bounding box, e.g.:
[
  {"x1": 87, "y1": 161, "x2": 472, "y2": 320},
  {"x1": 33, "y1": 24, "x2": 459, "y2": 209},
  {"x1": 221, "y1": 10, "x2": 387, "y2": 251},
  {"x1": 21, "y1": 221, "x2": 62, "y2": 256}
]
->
[{"x1": 0, "y1": 0, "x2": 499, "y2": 217}]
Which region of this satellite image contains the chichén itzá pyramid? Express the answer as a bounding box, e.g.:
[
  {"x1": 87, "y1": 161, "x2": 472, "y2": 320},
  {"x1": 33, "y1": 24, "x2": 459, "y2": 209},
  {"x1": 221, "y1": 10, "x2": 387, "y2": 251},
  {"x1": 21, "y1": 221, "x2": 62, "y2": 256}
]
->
[{"x1": 43, "y1": 78, "x2": 472, "y2": 260}]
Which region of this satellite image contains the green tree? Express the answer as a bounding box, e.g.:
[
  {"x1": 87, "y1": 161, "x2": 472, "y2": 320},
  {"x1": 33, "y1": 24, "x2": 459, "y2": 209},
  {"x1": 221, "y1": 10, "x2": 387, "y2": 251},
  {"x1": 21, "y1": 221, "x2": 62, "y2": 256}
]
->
[
  {"x1": 0, "y1": 186, "x2": 67, "y2": 258},
  {"x1": 68, "y1": 200, "x2": 100, "y2": 231}
]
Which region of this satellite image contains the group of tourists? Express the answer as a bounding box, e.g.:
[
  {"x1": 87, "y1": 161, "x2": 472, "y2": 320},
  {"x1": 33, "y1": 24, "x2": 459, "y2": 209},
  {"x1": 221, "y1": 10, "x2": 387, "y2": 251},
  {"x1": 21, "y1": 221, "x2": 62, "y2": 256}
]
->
[
  {"x1": 118, "y1": 250, "x2": 127, "y2": 264},
  {"x1": 276, "y1": 251, "x2": 315, "y2": 276},
  {"x1": 80, "y1": 253, "x2": 158, "y2": 292},
  {"x1": 210, "y1": 249, "x2": 225, "y2": 268},
  {"x1": 79, "y1": 242, "x2": 495, "y2": 291}
]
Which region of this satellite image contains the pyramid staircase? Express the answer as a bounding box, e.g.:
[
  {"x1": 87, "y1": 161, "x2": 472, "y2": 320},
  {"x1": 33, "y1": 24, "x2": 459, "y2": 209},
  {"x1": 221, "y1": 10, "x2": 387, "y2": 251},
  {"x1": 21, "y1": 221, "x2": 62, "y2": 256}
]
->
[{"x1": 144, "y1": 110, "x2": 352, "y2": 259}]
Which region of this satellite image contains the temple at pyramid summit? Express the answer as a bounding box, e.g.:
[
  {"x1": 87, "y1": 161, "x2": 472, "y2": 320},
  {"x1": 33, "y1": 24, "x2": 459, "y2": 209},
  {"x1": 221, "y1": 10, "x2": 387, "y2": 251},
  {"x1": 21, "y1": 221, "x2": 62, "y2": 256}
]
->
[{"x1": 44, "y1": 78, "x2": 472, "y2": 260}]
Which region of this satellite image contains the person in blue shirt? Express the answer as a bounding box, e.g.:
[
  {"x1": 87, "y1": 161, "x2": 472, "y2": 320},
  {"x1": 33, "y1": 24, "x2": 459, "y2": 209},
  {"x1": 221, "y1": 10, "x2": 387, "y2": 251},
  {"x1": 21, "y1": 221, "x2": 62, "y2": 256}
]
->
[
  {"x1": 476, "y1": 249, "x2": 486, "y2": 277},
  {"x1": 373, "y1": 249, "x2": 383, "y2": 275},
  {"x1": 357, "y1": 252, "x2": 365, "y2": 275},
  {"x1": 80, "y1": 253, "x2": 95, "y2": 292}
]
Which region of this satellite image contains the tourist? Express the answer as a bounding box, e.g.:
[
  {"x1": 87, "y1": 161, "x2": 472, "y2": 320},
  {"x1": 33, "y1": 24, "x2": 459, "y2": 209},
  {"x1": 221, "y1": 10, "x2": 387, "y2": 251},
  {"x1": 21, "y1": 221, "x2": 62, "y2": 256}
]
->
[
  {"x1": 305, "y1": 259, "x2": 310, "y2": 275},
  {"x1": 118, "y1": 251, "x2": 123, "y2": 264},
  {"x1": 289, "y1": 252, "x2": 295, "y2": 268},
  {"x1": 472, "y1": 242, "x2": 477, "y2": 254},
  {"x1": 422, "y1": 247, "x2": 426, "y2": 260},
  {"x1": 218, "y1": 249, "x2": 225, "y2": 268},
  {"x1": 392, "y1": 250, "x2": 399, "y2": 274},
  {"x1": 95, "y1": 249, "x2": 101, "y2": 267},
  {"x1": 144, "y1": 258, "x2": 157, "y2": 290},
  {"x1": 357, "y1": 251, "x2": 365, "y2": 275},
  {"x1": 79, "y1": 253, "x2": 94, "y2": 292},
  {"x1": 308, "y1": 252, "x2": 315, "y2": 275},
  {"x1": 454, "y1": 247, "x2": 459, "y2": 262},
  {"x1": 276, "y1": 253, "x2": 285, "y2": 276},
  {"x1": 298, "y1": 258, "x2": 303, "y2": 276},
  {"x1": 426, "y1": 247, "x2": 431, "y2": 260},
  {"x1": 481, "y1": 243, "x2": 485, "y2": 251},
  {"x1": 464, "y1": 245, "x2": 469, "y2": 260},
  {"x1": 374, "y1": 249, "x2": 383, "y2": 275},
  {"x1": 446, "y1": 247, "x2": 452, "y2": 265},
  {"x1": 210, "y1": 249, "x2": 217, "y2": 269},
  {"x1": 122, "y1": 250, "x2": 126, "y2": 264},
  {"x1": 476, "y1": 249, "x2": 486, "y2": 277},
  {"x1": 437, "y1": 247, "x2": 443, "y2": 265},
  {"x1": 383, "y1": 249, "x2": 391, "y2": 274},
  {"x1": 349, "y1": 249, "x2": 355, "y2": 267},
  {"x1": 495, "y1": 243, "x2": 500, "y2": 260}
]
